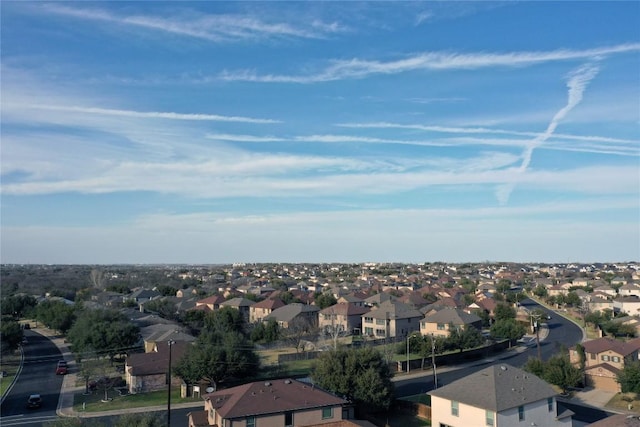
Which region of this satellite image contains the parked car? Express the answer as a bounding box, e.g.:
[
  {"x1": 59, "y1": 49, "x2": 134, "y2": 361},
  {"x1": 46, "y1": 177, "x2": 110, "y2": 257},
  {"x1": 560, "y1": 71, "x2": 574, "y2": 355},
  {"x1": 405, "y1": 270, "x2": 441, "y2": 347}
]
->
[
  {"x1": 27, "y1": 394, "x2": 42, "y2": 409},
  {"x1": 56, "y1": 360, "x2": 68, "y2": 375}
]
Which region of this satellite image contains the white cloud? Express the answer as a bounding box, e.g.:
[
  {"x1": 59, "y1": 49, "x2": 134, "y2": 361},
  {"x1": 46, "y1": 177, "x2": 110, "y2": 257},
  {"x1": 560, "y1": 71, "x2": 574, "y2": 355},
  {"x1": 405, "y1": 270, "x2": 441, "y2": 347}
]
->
[
  {"x1": 218, "y1": 43, "x2": 640, "y2": 83},
  {"x1": 40, "y1": 3, "x2": 346, "y2": 42}
]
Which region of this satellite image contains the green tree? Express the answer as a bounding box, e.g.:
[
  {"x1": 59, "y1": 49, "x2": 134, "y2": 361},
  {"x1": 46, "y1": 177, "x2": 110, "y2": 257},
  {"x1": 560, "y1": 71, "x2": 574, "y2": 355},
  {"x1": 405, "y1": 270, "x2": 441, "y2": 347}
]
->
[
  {"x1": 617, "y1": 361, "x2": 640, "y2": 394},
  {"x1": 315, "y1": 293, "x2": 338, "y2": 309},
  {"x1": 67, "y1": 309, "x2": 140, "y2": 360},
  {"x1": 523, "y1": 357, "x2": 545, "y2": 378},
  {"x1": 490, "y1": 319, "x2": 526, "y2": 342},
  {"x1": 494, "y1": 303, "x2": 516, "y2": 322},
  {"x1": 446, "y1": 326, "x2": 485, "y2": 352},
  {"x1": 543, "y1": 353, "x2": 582, "y2": 393},
  {"x1": 0, "y1": 319, "x2": 23, "y2": 351},
  {"x1": 175, "y1": 311, "x2": 259, "y2": 388},
  {"x1": 35, "y1": 300, "x2": 76, "y2": 333},
  {"x1": 1, "y1": 295, "x2": 37, "y2": 318},
  {"x1": 312, "y1": 347, "x2": 394, "y2": 412}
]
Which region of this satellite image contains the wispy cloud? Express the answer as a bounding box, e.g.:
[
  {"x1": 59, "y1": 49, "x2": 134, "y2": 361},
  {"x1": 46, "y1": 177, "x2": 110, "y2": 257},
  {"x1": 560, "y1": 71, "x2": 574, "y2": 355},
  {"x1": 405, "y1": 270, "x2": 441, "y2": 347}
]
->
[
  {"x1": 218, "y1": 43, "x2": 640, "y2": 83},
  {"x1": 40, "y1": 4, "x2": 346, "y2": 42},
  {"x1": 496, "y1": 63, "x2": 601, "y2": 204},
  {"x1": 31, "y1": 105, "x2": 280, "y2": 124}
]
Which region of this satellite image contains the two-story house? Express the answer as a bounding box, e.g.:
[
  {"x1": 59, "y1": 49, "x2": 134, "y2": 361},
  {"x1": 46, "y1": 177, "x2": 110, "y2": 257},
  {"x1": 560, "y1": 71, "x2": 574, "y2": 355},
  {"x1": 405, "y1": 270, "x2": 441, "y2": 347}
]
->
[
  {"x1": 570, "y1": 337, "x2": 640, "y2": 392},
  {"x1": 264, "y1": 303, "x2": 319, "y2": 329},
  {"x1": 187, "y1": 378, "x2": 351, "y2": 427},
  {"x1": 318, "y1": 302, "x2": 370, "y2": 335},
  {"x1": 250, "y1": 298, "x2": 286, "y2": 323},
  {"x1": 361, "y1": 300, "x2": 422, "y2": 339},
  {"x1": 420, "y1": 308, "x2": 482, "y2": 338},
  {"x1": 219, "y1": 297, "x2": 255, "y2": 322},
  {"x1": 429, "y1": 364, "x2": 572, "y2": 427}
]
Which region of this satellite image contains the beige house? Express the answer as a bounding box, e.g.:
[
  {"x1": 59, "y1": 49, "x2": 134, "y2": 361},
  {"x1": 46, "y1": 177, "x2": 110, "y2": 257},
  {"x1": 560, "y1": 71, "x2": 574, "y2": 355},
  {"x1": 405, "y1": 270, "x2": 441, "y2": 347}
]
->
[
  {"x1": 420, "y1": 308, "x2": 482, "y2": 338},
  {"x1": 429, "y1": 364, "x2": 572, "y2": 427},
  {"x1": 570, "y1": 337, "x2": 640, "y2": 392},
  {"x1": 187, "y1": 378, "x2": 349, "y2": 427},
  {"x1": 613, "y1": 296, "x2": 640, "y2": 316},
  {"x1": 318, "y1": 302, "x2": 370, "y2": 335},
  {"x1": 361, "y1": 300, "x2": 422, "y2": 339},
  {"x1": 249, "y1": 298, "x2": 285, "y2": 323}
]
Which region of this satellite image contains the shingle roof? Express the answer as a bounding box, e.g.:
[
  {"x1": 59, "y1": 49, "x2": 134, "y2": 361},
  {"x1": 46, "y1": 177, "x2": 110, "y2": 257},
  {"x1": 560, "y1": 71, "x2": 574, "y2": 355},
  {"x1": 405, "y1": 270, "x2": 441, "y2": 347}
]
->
[
  {"x1": 587, "y1": 414, "x2": 640, "y2": 427},
  {"x1": 368, "y1": 300, "x2": 422, "y2": 320},
  {"x1": 251, "y1": 297, "x2": 285, "y2": 310},
  {"x1": 264, "y1": 303, "x2": 319, "y2": 323},
  {"x1": 582, "y1": 337, "x2": 640, "y2": 356},
  {"x1": 429, "y1": 364, "x2": 556, "y2": 412},
  {"x1": 204, "y1": 378, "x2": 346, "y2": 419},
  {"x1": 187, "y1": 410, "x2": 210, "y2": 427},
  {"x1": 423, "y1": 308, "x2": 481, "y2": 326},
  {"x1": 320, "y1": 302, "x2": 370, "y2": 316}
]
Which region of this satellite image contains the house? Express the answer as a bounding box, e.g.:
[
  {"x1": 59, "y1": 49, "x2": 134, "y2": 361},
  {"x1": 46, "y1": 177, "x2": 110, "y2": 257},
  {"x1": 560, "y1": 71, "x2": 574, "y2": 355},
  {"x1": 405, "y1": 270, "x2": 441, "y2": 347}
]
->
[
  {"x1": 264, "y1": 303, "x2": 320, "y2": 329},
  {"x1": 125, "y1": 340, "x2": 189, "y2": 394},
  {"x1": 613, "y1": 296, "x2": 640, "y2": 316},
  {"x1": 219, "y1": 297, "x2": 255, "y2": 322},
  {"x1": 187, "y1": 378, "x2": 350, "y2": 427},
  {"x1": 125, "y1": 288, "x2": 161, "y2": 304},
  {"x1": 194, "y1": 294, "x2": 226, "y2": 312},
  {"x1": 250, "y1": 298, "x2": 286, "y2": 323},
  {"x1": 429, "y1": 364, "x2": 572, "y2": 427},
  {"x1": 619, "y1": 283, "x2": 640, "y2": 297},
  {"x1": 318, "y1": 303, "x2": 371, "y2": 335},
  {"x1": 570, "y1": 337, "x2": 640, "y2": 392},
  {"x1": 586, "y1": 413, "x2": 640, "y2": 426},
  {"x1": 421, "y1": 308, "x2": 482, "y2": 338},
  {"x1": 361, "y1": 300, "x2": 422, "y2": 339},
  {"x1": 177, "y1": 287, "x2": 198, "y2": 298},
  {"x1": 587, "y1": 296, "x2": 614, "y2": 314}
]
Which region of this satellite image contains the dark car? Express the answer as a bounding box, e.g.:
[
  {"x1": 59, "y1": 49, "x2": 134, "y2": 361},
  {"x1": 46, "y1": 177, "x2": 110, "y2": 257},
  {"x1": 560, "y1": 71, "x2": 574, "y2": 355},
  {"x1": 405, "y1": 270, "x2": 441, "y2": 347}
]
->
[
  {"x1": 56, "y1": 360, "x2": 68, "y2": 375},
  {"x1": 27, "y1": 394, "x2": 42, "y2": 409}
]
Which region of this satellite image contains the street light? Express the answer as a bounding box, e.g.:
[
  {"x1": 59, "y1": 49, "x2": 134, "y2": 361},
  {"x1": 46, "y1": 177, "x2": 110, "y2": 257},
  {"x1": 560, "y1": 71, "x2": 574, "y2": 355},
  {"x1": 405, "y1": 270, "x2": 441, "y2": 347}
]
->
[{"x1": 167, "y1": 340, "x2": 175, "y2": 427}]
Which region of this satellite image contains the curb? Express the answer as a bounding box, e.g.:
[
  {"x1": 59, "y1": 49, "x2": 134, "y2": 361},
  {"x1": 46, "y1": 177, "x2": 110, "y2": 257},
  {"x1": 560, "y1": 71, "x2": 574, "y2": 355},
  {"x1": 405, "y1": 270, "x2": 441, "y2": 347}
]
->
[{"x1": 0, "y1": 346, "x2": 24, "y2": 406}]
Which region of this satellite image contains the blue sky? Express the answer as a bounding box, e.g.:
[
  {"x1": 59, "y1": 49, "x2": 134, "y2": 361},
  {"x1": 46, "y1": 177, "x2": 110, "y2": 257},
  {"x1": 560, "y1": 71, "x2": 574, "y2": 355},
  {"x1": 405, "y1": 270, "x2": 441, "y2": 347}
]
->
[{"x1": 1, "y1": 1, "x2": 639, "y2": 264}]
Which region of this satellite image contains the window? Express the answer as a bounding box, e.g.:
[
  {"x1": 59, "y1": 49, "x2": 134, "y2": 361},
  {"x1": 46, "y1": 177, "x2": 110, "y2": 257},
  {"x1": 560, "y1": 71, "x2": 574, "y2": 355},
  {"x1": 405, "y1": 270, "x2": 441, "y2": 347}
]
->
[
  {"x1": 375, "y1": 329, "x2": 386, "y2": 336},
  {"x1": 246, "y1": 416, "x2": 256, "y2": 427},
  {"x1": 612, "y1": 356, "x2": 620, "y2": 363},
  {"x1": 376, "y1": 319, "x2": 385, "y2": 325},
  {"x1": 451, "y1": 400, "x2": 459, "y2": 416},
  {"x1": 437, "y1": 323, "x2": 445, "y2": 330},
  {"x1": 547, "y1": 397, "x2": 553, "y2": 412},
  {"x1": 485, "y1": 410, "x2": 494, "y2": 426},
  {"x1": 364, "y1": 327, "x2": 373, "y2": 335},
  {"x1": 518, "y1": 405, "x2": 525, "y2": 421},
  {"x1": 322, "y1": 407, "x2": 333, "y2": 419},
  {"x1": 602, "y1": 355, "x2": 610, "y2": 362},
  {"x1": 364, "y1": 317, "x2": 373, "y2": 323},
  {"x1": 285, "y1": 411, "x2": 293, "y2": 427},
  {"x1": 590, "y1": 353, "x2": 596, "y2": 360}
]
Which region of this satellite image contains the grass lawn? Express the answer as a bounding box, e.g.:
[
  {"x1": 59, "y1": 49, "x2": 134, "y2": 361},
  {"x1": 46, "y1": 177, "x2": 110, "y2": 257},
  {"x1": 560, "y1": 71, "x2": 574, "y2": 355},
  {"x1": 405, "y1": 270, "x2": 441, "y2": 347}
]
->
[
  {"x1": 606, "y1": 393, "x2": 640, "y2": 413},
  {"x1": 73, "y1": 388, "x2": 200, "y2": 413},
  {"x1": 0, "y1": 352, "x2": 21, "y2": 398}
]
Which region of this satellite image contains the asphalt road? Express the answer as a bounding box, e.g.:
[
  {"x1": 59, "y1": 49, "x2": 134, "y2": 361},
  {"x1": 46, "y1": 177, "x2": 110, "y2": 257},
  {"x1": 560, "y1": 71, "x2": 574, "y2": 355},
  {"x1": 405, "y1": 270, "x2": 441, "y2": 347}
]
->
[
  {"x1": 0, "y1": 329, "x2": 65, "y2": 426},
  {"x1": 394, "y1": 298, "x2": 585, "y2": 397}
]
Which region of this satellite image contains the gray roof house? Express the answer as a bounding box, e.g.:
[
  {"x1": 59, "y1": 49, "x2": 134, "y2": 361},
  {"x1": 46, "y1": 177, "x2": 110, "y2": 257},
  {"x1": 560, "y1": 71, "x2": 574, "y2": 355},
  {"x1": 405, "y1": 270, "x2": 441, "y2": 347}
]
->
[
  {"x1": 420, "y1": 308, "x2": 482, "y2": 338},
  {"x1": 263, "y1": 303, "x2": 319, "y2": 328},
  {"x1": 429, "y1": 364, "x2": 573, "y2": 427},
  {"x1": 362, "y1": 300, "x2": 422, "y2": 339}
]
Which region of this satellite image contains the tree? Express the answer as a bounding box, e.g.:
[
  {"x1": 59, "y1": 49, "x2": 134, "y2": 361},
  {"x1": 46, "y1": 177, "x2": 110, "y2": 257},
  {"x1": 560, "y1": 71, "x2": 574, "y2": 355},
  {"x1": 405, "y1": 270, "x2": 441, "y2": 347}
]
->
[
  {"x1": 494, "y1": 303, "x2": 516, "y2": 322},
  {"x1": 446, "y1": 326, "x2": 485, "y2": 352},
  {"x1": 285, "y1": 316, "x2": 316, "y2": 353},
  {"x1": 523, "y1": 352, "x2": 582, "y2": 393},
  {"x1": 0, "y1": 319, "x2": 23, "y2": 351},
  {"x1": 35, "y1": 300, "x2": 76, "y2": 333},
  {"x1": 617, "y1": 361, "x2": 640, "y2": 394},
  {"x1": 1, "y1": 295, "x2": 37, "y2": 318},
  {"x1": 315, "y1": 293, "x2": 337, "y2": 310},
  {"x1": 67, "y1": 309, "x2": 140, "y2": 360},
  {"x1": 490, "y1": 319, "x2": 526, "y2": 342},
  {"x1": 543, "y1": 353, "x2": 583, "y2": 393},
  {"x1": 175, "y1": 311, "x2": 259, "y2": 388},
  {"x1": 312, "y1": 347, "x2": 394, "y2": 412}
]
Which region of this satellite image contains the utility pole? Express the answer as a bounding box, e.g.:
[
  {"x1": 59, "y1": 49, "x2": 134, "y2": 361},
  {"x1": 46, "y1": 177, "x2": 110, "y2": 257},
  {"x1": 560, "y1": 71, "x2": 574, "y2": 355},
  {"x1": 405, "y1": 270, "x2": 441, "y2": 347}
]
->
[
  {"x1": 530, "y1": 313, "x2": 542, "y2": 361},
  {"x1": 167, "y1": 340, "x2": 175, "y2": 427}
]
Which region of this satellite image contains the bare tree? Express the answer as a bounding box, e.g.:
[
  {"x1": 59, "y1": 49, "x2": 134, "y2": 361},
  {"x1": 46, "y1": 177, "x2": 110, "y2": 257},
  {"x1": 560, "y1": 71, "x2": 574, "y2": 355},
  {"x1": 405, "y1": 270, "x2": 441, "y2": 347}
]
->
[{"x1": 90, "y1": 269, "x2": 105, "y2": 290}]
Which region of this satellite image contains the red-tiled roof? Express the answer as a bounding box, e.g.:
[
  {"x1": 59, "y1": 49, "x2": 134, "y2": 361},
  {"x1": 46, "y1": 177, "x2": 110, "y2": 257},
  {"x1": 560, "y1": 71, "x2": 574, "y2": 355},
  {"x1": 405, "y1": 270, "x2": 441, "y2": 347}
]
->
[
  {"x1": 251, "y1": 298, "x2": 285, "y2": 310},
  {"x1": 204, "y1": 378, "x2": 346, "y2": 419}
]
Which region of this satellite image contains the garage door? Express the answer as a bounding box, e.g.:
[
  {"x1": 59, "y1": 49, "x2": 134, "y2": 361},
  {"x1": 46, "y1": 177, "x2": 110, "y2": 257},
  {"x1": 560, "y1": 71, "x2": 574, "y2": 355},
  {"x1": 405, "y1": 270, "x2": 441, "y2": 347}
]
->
[{"x1": 587, "y1": 374, "x2": 620, "y2": 392}]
